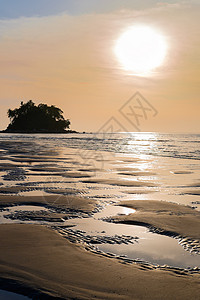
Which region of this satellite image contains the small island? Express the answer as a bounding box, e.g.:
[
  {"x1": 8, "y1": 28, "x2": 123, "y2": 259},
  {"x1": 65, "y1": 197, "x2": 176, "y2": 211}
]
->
[{"x1": 2, "y1": 100, "x2": 77, "y2": 133}]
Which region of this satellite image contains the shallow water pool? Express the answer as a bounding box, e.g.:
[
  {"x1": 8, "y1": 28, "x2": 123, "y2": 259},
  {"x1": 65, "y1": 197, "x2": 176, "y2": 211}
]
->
[{"x1": 63, "y1": 205, "x2": 200, "y2": 269}]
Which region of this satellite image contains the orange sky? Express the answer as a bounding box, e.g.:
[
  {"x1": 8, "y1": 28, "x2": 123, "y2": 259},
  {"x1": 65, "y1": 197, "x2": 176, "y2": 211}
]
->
[{"x1": 0, "y1": 2, "x2": 199, "y2": 132}]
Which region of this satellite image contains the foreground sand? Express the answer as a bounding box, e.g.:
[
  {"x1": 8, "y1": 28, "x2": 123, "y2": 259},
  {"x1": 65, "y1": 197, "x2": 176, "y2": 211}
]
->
[{"x1": 0, "y1": 224, "x2": 199, "y2": 300}]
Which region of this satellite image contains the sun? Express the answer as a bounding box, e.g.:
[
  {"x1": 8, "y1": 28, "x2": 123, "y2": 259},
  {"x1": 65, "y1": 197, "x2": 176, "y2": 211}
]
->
[{"x1": 114, "y1": 25, "x2": 168, "y2": 76}]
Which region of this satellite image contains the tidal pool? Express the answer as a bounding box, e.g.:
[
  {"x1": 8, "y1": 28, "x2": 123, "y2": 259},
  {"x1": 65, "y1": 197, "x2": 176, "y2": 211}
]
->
[{"x1": 0, "y1": 204, "x2": 200, "y2": 270}]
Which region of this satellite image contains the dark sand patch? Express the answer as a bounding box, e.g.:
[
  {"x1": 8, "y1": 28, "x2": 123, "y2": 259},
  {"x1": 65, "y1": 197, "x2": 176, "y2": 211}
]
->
[
  {"x1": 32, "y1": 163, "x2": 60, "y2": 167},
  {"x1": 0, "y1": 224, "x2": 199, "y2": 299},
  {"x1": 118, "y1": 171, "x2": 157, "y2": 177},
  {"x1": 16, "y1": 180, "x2": 72, "y2": 187},
  {"x1": 4, "y1": 210, "x2": 66, "y2": 223},
  {"x1": 45, "y1": 188, "x2": 84, "y2": 196},
  {"x1": 111, "y1": 200, "x2": 200, "y2": 241},
  {"x1": 114, "y1": 167, "x2": 141, "y2": 171},
  {"x1": 10, "y1": 158, "x2": 62, "y2": 163},
  {"x1": 11, "y1": 154, "x2": 59, "y2": 159},
  {"x1": 0, "y1": 195, "x2": 97, "y2": 213},
  {"x1": 172, "y1": 171, "x2": 193, "y2": 175},
  {"x1": 0, "y1": 163, "x2": 25, "y2": 171},
  {"x1": 82, "y1": 178, "x2": 156, "y2": 187},
  {"x1": 78, "y1": 168, "x2": 103, "y2": 172},
  {"x1": 183, "y1": 190, "x2": 200, "y2": 196},
  {"x1": 0, "y1": 186, "x2": 38, "y2": 194},
  {"x1": 121, "y1": 190, "x2": 155, "y2": 194},
  {"x1": 2, "y1": 169, "x2": 27, "y2": 181},
  {"x1": 29, "y1": 167, "x2": 69, "y2": 172}
]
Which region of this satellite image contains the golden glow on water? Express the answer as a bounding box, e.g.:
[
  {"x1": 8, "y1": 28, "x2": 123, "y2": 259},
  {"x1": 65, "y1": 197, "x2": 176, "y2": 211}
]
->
[{"x1": 114, "y1": 25, "x2": 168, "y2": 76}]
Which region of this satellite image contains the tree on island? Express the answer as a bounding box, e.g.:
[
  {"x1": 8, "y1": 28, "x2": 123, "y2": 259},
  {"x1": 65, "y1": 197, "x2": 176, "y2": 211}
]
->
[{"x1": 5, "y1": 100, "x2": 70, "y2": 133}]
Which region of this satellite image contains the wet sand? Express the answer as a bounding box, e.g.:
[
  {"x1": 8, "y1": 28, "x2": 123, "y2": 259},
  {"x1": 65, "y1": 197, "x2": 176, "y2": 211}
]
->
[
  {"x1": 108, "y1": 200, "x2": 200, "y2": 255},
  {"x1": 111, "y1": 200, "x2": 200, "y2": 241},
  {"x1": 0, "y1": 224, "x2": 199, "y2": 300},
  {"x1": 184, "y1": 190, "x2": 200, "y2": 196},
  {"x1": 82, "y1": 178, "x2": 156, "y2": 187},
  {"x1": 0, "y1": 195, "x2": 98, "y2": 214},
  {"x1": 0, "y1": 137, "x2": 200, "y2": 298}
]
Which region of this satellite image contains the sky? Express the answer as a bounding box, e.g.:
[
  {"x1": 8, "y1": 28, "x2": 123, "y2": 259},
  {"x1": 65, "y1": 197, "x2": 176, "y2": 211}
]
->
[{"x1": 0, "y1": 0, "x2": 199, "y2": 132}]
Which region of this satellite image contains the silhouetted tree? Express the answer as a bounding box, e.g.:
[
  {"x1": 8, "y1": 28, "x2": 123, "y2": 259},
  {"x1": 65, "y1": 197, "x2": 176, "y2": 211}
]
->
[{"x1": 6, "y1": 100, "x2": 70, "y2": 133}]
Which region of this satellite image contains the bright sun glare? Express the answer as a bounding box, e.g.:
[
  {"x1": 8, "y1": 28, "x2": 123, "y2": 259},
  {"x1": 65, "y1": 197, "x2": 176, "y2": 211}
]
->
[{"x1": 114, "y1": 25, "x2": 168, "y2": 76}]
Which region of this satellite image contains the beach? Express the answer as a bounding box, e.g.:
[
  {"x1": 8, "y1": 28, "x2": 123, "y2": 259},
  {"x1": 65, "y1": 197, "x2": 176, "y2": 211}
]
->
[
  {"x1": 0, "y1": 223, "x2": 200, "y2": 300},
  {"x1": 0, "y1": 133, "x2": 199, "y2": 299}
]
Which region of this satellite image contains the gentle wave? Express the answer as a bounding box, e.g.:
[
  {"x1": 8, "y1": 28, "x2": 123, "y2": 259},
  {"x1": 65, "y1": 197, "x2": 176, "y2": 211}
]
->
[{"x1": 0, "y1": 133, "x2": 199, "y2": 160}]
